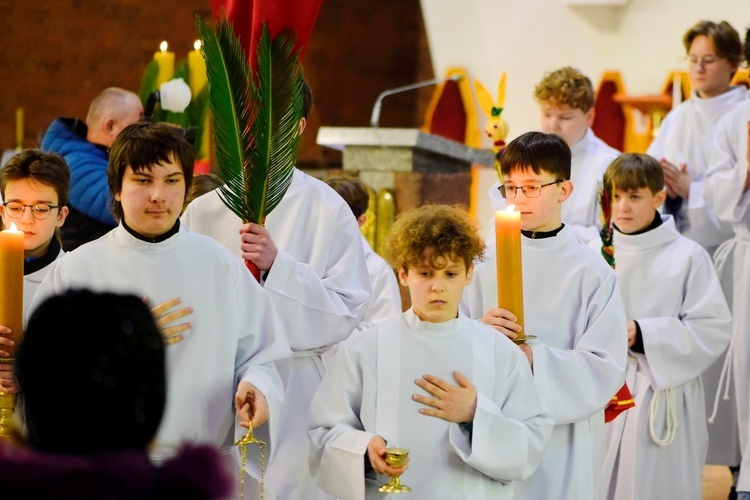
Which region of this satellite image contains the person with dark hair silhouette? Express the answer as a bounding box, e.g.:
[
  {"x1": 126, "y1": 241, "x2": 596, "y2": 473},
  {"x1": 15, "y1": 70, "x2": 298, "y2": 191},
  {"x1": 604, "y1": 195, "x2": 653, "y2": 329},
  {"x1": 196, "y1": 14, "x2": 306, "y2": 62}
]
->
[{"x1": 0, "y1": 289, "x2": 233, "y2": 499}]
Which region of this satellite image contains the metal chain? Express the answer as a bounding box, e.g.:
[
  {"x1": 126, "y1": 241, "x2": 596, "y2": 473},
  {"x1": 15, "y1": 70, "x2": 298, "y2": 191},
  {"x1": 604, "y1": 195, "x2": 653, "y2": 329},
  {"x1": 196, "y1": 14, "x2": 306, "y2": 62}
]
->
[{"x1": 237, "y1": 425, "x2": 266, "y2": 500}]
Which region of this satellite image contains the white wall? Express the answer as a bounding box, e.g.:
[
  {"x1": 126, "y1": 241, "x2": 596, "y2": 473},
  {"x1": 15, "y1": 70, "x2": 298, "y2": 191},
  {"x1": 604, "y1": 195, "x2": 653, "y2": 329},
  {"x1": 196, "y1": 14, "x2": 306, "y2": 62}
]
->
[
  {"x1": 421, "y1": 0, "x2": 749, "y2": 141},
  {"x1": 420, "y1": 0, "x2": 749, "y2": 234}
]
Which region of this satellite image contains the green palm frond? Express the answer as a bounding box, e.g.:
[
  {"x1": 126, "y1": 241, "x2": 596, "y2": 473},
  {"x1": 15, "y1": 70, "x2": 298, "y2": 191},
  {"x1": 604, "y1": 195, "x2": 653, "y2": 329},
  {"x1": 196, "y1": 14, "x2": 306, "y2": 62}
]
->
[
  {"x1": 249, "y1": 25, "x2": 303, "y2": 219},
  {"x1": 198, "y1": 14, "x2": 302, "y2": 224},
  {"x1": 198, "y1": 15, "x2": 256, "y2": 222}
]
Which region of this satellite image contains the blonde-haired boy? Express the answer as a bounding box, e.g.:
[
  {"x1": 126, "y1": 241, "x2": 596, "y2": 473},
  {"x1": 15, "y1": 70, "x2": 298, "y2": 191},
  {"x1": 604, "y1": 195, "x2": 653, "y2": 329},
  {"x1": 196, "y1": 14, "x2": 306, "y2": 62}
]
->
[{"x1": 487, "y1": 67, "x2": 620, "y2": 245}]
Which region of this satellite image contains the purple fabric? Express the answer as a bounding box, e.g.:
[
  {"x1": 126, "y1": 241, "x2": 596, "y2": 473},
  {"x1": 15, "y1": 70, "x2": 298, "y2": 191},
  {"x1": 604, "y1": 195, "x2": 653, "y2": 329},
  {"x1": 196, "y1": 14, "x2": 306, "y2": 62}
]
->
[{"x1": 0, "y1": 442, "x2": 233, "y2": 499}]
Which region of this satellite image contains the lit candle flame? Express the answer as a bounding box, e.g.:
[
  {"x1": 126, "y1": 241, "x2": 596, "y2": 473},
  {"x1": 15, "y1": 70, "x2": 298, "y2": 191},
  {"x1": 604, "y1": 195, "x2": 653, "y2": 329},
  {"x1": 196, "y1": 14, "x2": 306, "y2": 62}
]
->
[
  {"x1": 506, "y1": 204, "x2": 516, "y2": 212},
  {"x1": 194, "y1": 40, "x2": 202, "y2": 51},
  {"x1": 160, "y1": 41, "x2": 168, "y2": 52},
  {"x1": 8, "y1": 222, "x2": 19, "y2": 232}
]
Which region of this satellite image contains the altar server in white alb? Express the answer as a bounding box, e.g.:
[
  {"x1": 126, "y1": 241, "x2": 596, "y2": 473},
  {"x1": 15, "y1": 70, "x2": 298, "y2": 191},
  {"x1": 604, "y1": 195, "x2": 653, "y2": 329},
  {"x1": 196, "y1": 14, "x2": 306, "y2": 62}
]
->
[
  {"x1": 704, "y1": 91, "x2": 750, "y2": 500},
  {"x1": 461, "y1": 132, "x2": 627, "y2": 500},
  {"x1": 596, "y1": 154, "x2": 731, "y2": 500},
  {"x1": 29, "y1": 122, "x2": 291, "y2": 474},
  {"x1": 309, "y1": 204, "x2": 553, "y2": 500},
  {"x1": 0, "y1": 150, "x2": 70, "y2": 401},
  {"x1": 182, "y1": 81, "x2": 371, "y2": 499},
  {"x1": 647, "y1": 20, "x2": 744, "y2": 254},
  {"x1": 650, "y1": 21, "x2": 746, "y2": 475},
  {"x1": 486, "y1": 67, "x2": 620, "y2": 246}
]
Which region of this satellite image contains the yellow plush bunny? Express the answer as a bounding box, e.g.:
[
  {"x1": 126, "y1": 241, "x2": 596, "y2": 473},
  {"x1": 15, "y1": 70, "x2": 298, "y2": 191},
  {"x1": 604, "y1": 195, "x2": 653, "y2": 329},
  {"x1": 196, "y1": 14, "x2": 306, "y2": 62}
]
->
[{"x1": 475, "y1": 73, "x2": 509, "y2": 177}]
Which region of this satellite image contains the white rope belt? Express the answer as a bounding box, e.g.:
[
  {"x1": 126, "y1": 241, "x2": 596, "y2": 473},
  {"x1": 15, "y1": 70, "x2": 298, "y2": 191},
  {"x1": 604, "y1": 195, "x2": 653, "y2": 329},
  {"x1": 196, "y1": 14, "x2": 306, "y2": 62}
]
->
[
  {"x1": 708, "y1": 325, "x2": 735, "y2": 424},
  {"x1": 649, "y1": 387, "x2": 678, "y2": 446},
  {"x1": 292, "y1": 346, "x2": 329, "y2": 358}
]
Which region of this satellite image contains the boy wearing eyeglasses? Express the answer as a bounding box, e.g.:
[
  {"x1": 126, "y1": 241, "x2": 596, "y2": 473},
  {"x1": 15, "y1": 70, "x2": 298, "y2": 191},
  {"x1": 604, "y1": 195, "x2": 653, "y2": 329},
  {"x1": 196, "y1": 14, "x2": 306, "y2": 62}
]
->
[
  {"x1": 0, "y1": 149, "x2": 70, "y2": 318},
  {"x1": 486, "y1": 67, "x2": 620, "y2": 245},
  {"x1": 647, "y1": 20, "x2": 743, "y2": 255},
  {"x1": 0, "y1": 149, "x2": 70, "y2": 394},
  {"x1": 461, "y1": 131, "x2": 627, "y2": 500}
]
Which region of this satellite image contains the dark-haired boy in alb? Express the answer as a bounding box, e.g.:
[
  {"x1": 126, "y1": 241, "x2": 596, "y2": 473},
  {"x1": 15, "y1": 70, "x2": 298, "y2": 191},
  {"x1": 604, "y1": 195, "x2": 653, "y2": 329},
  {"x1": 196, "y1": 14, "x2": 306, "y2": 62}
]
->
[{"x1": 461, "y1": 131, "x2": 627, "y2": 499}]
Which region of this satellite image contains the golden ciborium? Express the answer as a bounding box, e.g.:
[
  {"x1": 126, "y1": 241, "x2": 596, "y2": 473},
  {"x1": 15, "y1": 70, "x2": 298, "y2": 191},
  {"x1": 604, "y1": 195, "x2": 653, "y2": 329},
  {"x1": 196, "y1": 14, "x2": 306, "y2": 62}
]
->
[
  {"x1": 234, "y1": 423, "x2": 267, "y2": 500},
  {"x1": 378, "y1": 447, "x2": 411, "y2": 493}
]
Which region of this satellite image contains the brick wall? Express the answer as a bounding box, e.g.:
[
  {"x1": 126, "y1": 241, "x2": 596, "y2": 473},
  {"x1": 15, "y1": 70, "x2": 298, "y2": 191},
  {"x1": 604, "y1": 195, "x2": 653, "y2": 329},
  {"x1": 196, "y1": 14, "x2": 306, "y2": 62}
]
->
[{"x1": 0, "y1": 0, "x2": 431, "y2": 168}]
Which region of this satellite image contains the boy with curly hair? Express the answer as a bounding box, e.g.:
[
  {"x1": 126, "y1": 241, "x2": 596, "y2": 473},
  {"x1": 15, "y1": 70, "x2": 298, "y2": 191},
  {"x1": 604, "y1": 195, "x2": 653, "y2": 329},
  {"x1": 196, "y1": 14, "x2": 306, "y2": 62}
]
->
[
  {"x1": 308, "y1": 205, "x2": 553, "y2": 499},
  {"x1": 487, "y1": 67, "x2": 620, "y2": 245}
]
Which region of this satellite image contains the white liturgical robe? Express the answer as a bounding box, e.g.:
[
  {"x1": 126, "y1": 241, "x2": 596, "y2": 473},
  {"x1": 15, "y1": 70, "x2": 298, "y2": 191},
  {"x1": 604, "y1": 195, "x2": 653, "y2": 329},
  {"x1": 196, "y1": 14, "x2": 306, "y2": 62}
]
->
[
  {"x1": 486, "y1": 128, "x2": 619, "y2": 246},
  {"x1": 29, "y1": 224, "x2": 291, "y2": 473},
  {"x1": 183, "y1": 168, "x2": 371, "y2": 499},
  {"x1": 461, "y1": 225, "x2": 627, "y2": 500},
  {"x1": 598, "y1": 215, "x2": 730, "y2": 500},
  {"x1": 647, "y1": 86, "x2": 745, "y2": 252},
  {"x1": 308, "y1": 310, "x2": 554, "y2": 500},
  {"x1": 23, "y1": 247, "x2": 63, "y2": 319},
  {"x1": 705, "y1": 98, "x2": 750, "y2": 492}
]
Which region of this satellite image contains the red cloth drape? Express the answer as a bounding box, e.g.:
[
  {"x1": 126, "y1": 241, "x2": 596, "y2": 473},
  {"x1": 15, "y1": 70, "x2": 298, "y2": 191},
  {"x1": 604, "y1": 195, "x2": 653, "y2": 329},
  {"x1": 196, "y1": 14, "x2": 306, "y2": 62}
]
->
[
  {"x1": 604, "y1": 383, "x2": 635, "y2": 423},
  {"x1": 210, "y1": 0, "x2": 323, "y2": 64}
]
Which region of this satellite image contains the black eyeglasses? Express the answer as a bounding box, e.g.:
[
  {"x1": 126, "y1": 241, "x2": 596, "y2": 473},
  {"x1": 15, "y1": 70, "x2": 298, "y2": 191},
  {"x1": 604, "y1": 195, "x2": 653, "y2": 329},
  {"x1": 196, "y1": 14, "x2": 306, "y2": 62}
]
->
[
  {"x1": 2, "y1": 202, "x2": 61, "y2": 220},
  {"x1": 498, "y1": 180, "x2": 562, "y2": 199}
]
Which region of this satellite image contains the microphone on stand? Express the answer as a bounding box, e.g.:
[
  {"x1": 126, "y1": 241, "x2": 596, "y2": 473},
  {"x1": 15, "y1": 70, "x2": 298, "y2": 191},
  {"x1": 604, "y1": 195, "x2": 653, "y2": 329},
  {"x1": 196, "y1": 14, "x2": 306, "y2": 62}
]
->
[{"x1": 369, "y1": 74, "x2": 463, "y2": 128}]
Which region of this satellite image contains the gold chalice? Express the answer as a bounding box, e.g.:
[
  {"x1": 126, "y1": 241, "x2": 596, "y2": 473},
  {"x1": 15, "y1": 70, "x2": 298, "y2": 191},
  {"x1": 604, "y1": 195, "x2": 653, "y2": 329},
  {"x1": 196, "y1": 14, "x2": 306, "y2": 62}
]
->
[{"x1": 378, "y1": 447, "x2": 411, "y2": 493}]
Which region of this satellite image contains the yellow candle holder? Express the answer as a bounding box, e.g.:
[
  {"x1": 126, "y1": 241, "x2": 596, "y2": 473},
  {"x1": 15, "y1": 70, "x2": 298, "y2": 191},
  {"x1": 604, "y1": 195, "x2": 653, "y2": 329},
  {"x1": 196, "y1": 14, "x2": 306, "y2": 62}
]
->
[{"x1": 0, "y1": 388, "x2": 18, "y2": 439}]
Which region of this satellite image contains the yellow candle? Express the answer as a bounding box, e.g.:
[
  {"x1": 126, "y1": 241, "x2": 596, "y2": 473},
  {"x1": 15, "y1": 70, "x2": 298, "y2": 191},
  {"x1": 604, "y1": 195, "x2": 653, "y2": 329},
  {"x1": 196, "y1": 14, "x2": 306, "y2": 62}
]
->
[
  {"x1": 0, "y1": 223, "x2": 24, "y2": 357},
  {"x1": 153, "y1": 41, "x2": 175, "y2": 88},
  {"x1": 188, "y1": 40, "x2": 208, "y2": 98},
  {"x1": 15, "y1": 108, "x2": 24, "y2": 151},
  {"x1": 495, "y1": 206, "x2": 524, "y2": 336}
]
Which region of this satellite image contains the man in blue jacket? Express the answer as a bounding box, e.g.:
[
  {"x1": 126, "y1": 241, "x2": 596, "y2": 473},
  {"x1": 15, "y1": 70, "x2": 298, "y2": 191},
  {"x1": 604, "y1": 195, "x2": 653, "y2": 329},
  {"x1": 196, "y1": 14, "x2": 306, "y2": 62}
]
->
[{"x1": 41, "y1": 87, "x2": 142, "y2": 250}]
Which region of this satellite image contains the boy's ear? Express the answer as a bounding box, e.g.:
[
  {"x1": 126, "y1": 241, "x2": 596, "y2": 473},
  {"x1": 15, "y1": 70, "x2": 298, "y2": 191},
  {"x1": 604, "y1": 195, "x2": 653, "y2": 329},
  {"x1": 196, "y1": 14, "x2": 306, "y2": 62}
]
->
[
  {"x1": 397, "y1": 266, "x2": 408, "y2": 287},
  {"x1": 558, "y1": 180, "x2": 574, "y2": 203},
  {"x1": 585, "y1": 108, "x2": 595, "y2": 128},
  {"x1": 356, "y1": 213, "x2": 367, "y2": 228},
  {"x1": 56, "y1": 206, "x2": 69, "y2": 228},
  {"x1": 654, "y1": 189, "x2": 667, "y2": 209},
  {"x1": 465, "y1": 263, "x2": 474, "y2": 285}
]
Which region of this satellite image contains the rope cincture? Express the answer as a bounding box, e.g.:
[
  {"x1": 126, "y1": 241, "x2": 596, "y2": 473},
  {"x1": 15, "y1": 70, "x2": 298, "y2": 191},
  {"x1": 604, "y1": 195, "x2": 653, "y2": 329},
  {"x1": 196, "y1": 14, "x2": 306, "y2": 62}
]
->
[{"x1": 649, "y1": 387, "x2": 679, "y2": 446}]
